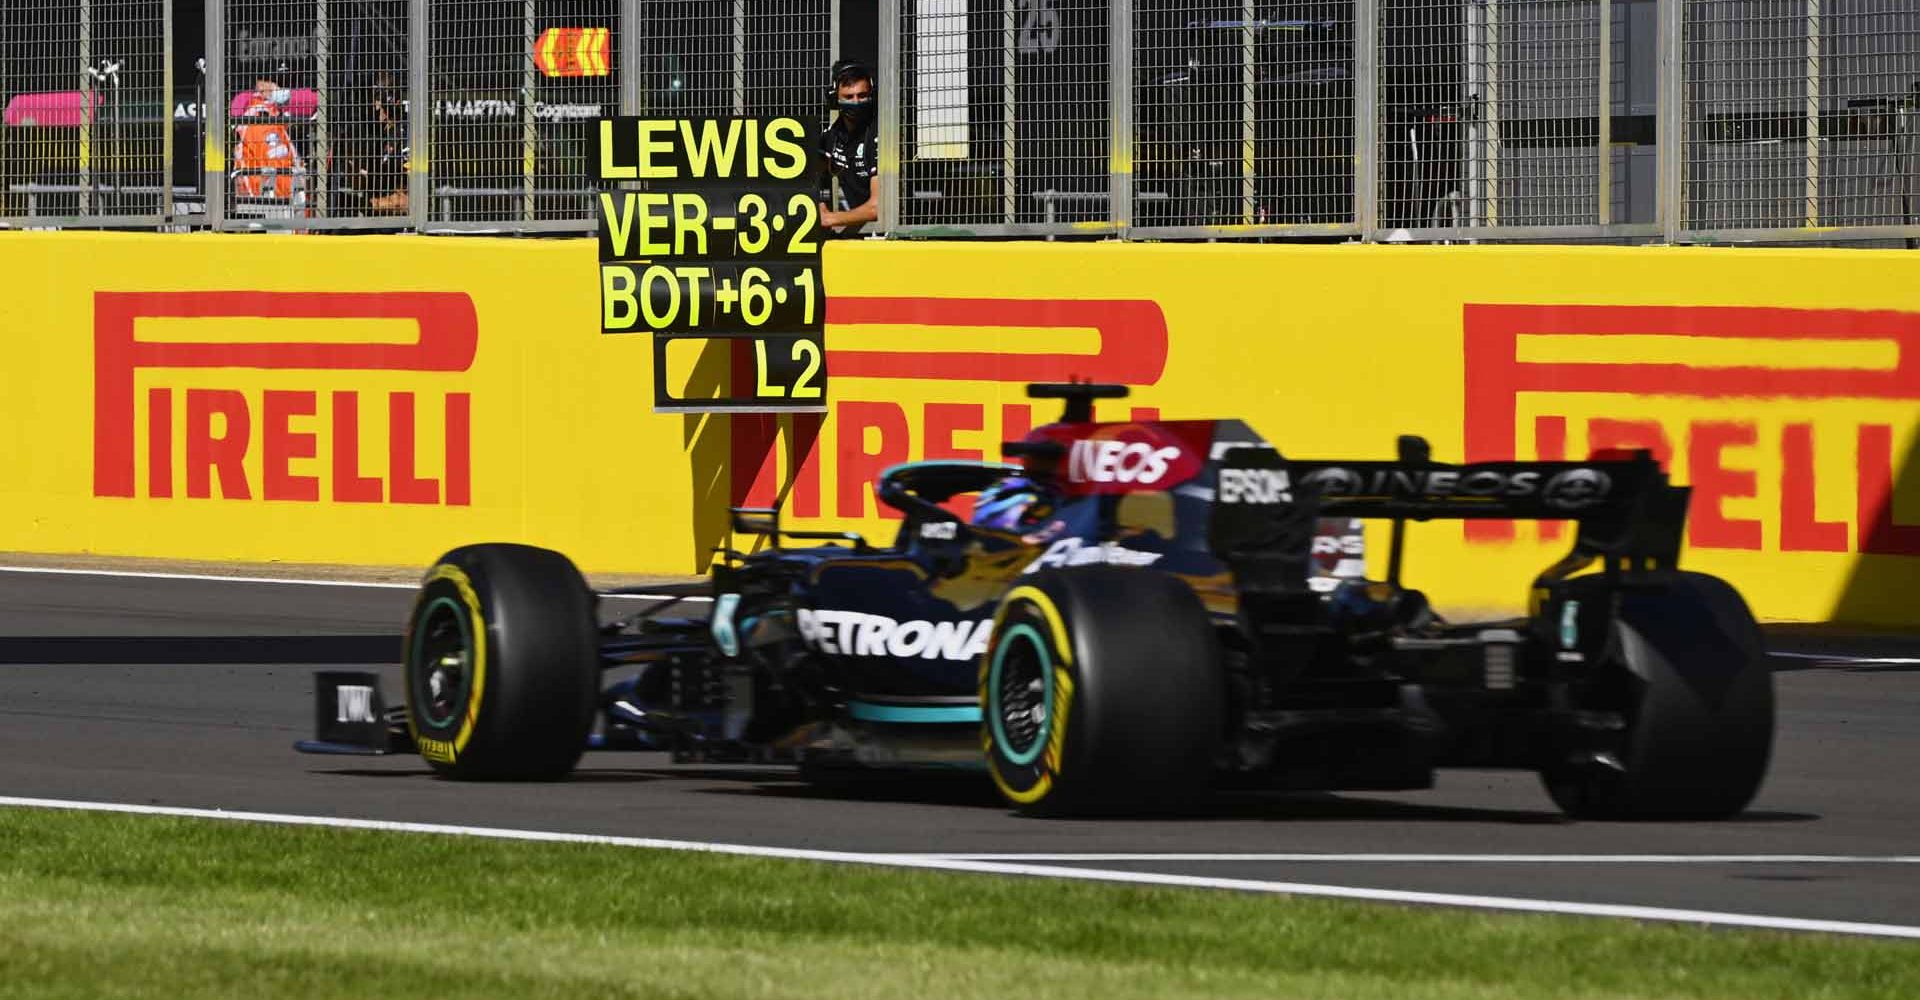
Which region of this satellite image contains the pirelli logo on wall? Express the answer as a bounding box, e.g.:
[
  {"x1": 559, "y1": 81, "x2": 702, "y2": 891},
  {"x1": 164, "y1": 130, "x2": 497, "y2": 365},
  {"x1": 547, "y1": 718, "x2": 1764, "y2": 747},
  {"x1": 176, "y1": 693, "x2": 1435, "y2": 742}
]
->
[
  {"x1": 1464, "y1": 304, "x2": 1920, "y2": 556},
  {"x1": 93, "y1": 291, "x2": 480, "y2": 506}
]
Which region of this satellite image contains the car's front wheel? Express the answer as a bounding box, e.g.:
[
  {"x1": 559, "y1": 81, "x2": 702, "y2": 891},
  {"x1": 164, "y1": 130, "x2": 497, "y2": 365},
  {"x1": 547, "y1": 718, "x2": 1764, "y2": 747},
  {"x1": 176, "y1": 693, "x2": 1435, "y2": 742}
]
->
[{"x1": 404, "y1": 543, "x2": 599, "y2": 780}]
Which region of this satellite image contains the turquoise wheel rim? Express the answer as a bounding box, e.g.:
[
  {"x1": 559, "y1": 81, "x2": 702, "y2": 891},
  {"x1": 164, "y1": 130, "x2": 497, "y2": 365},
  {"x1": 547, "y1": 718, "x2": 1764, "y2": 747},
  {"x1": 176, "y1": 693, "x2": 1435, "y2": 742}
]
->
[
  {"x1": 412, "y1": 595, "x2": 473, "y2": 730},
  {"x1": 988, "y1": 622, "x2": 1053, "y2": 767}
]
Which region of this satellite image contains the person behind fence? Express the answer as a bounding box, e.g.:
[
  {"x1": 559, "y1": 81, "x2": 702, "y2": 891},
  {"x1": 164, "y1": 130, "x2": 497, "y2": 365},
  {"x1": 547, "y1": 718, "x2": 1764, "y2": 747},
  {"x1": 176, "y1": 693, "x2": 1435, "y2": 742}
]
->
[
  {"x1": 818, "y1": 59, "x2": 878, "y2": 233},
  {"x1": 345, "y1": 71, "x2": 408, "y2": 215},
  {"x1": 233, "y1": 76, "x2": 304, "y2": 202}
]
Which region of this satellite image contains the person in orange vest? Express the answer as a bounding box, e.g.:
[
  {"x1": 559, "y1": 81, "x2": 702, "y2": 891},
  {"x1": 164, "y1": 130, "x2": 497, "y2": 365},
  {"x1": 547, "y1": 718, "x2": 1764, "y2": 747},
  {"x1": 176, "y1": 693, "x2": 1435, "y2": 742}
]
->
[{"x1": 232, "y1": 76, "x2": 304, "y2": 201}]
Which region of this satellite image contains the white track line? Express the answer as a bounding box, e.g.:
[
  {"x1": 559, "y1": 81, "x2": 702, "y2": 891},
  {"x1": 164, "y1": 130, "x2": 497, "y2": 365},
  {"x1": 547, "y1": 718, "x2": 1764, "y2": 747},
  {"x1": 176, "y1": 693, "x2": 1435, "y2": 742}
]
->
[
  {"x1": 0, "y1": 566, "x2": 710, "y2": 602},
  {"x1": 1770, "y1": 651, "x2": 1920, "y2": 666},
  {"x1": 2, "y1": 796, "x2": 1916, "y2": 940},
  {"x1": 899, "y1": 853, "x2": 1920, "y2": 864}
]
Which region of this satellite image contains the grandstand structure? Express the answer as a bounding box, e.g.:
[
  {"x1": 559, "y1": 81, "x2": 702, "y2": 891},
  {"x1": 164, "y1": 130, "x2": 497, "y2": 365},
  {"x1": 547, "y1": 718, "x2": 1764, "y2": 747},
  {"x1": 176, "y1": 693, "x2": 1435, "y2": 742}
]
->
[{"x1": 0, "y1": 0, "x2": 1915, "y2": 245}]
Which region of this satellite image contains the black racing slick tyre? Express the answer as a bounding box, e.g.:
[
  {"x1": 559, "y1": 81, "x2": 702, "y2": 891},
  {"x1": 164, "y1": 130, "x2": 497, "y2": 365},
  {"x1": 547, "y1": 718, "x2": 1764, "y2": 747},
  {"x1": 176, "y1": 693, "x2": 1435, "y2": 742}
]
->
[
  {"x1": 982, "y1": 567, "x2": 1224, "y2": 817},
  {"x1": 404, "y1": 543, "x2": 599, "y2": 780},
  {"x1": 1542, "y1": 572, "x2": 1774, "y2": 820}
]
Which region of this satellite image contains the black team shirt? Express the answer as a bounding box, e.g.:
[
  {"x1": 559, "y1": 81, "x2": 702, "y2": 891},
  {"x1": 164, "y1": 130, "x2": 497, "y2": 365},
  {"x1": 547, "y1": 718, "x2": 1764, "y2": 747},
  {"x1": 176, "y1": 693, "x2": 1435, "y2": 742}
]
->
[{"x1": 820, "y1": 112, "x2": 878, "y2": 212}]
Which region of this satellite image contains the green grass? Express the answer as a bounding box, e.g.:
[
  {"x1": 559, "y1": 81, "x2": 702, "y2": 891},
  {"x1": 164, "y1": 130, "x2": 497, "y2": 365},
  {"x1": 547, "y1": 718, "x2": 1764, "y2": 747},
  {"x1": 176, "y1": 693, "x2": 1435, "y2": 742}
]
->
[{"x1": 0, "y1": 808, "x2": 1912, "y2": 1000}]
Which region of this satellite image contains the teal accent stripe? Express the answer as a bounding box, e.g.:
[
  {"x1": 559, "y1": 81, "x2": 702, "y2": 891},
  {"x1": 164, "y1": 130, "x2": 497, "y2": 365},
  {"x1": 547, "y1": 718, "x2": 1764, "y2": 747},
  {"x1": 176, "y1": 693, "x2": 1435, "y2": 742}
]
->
[{"x1": 848, "y1": 701, "x2": 982, "y2": 724}]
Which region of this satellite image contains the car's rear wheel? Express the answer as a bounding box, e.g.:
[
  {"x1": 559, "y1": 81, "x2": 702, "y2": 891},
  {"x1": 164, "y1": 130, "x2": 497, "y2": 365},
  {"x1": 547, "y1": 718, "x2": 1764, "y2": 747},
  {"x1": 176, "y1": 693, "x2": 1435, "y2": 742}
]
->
[
  {"x1": 1541, "y1": 571, "x2": 1774, "y2": 820},
  {"x1": 982, "y1": 567, "x2": 1224, "y2": 816},
  {"x1": 404, "y1": 543, "x2": 599, "y2": 780}
]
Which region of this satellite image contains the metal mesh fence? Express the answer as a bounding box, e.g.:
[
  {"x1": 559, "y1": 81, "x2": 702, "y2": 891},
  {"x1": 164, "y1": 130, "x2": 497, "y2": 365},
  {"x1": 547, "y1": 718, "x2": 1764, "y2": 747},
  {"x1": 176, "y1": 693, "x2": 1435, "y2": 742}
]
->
[
  {"x1": 633, "y1": 0, "x2": 832, "y2": 185},
  {"x1": 743, "y1": 2, "x2": 834, "y2": 122},
  {"x1": 1683, "y1": 0, "x2": 1920, "y2": 238},
  {"x1": 0, "y1": 1, "x2": 1913, "y2": 242},
  {"x1": 2, "y1": 0, "x2": 169, "y2": 225},
  {"x1": 1817, "y1": 1, "x2": 1920, "y2": 230},
  {"x1": 1378, "y1": 0, "x2": 1608, "y2": 235},
  {"x1": 221, "y1": 0, "x2": 315, "y2": 224},
  {"x1": 1492, "y1": 1, "x2": 1602, "y2": 227},
  {"x1": 1681, "y1": 0, "x2": 1811, "y2": 232},
  {"x1": 1133, "y1": 1, "x2": 1357, "y2": 235},
  {"x1": 426, "y1": 0, "x2": 617, "y2": 229},
  {"x1": 219, "y1": 0, "x2": 412, "y2": 228},
  {"x1": 891, "y1": 0, "x2": 985, "y2": 229},
  {"x1": 640, "y1": 0, "x2": 732, "y2": 119},
  {"x1": 893, "y1": 0, "x2": 1114, "y2": 235},
  {"x1": 1012, "y1": 0, "x2": 1112, "y2": 229}
]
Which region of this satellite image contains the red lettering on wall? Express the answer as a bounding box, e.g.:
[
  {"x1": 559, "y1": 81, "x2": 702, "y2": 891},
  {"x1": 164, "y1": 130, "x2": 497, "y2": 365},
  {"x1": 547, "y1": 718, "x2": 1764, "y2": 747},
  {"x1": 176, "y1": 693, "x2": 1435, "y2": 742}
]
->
[
  {"x1": 388, "y1": 392, "x2": 439, "y2": 505},
  {"x1": 445, "y1": 394, "x2": 471, "y2": 506},
  {"x1": 1001, "y1": 404, "x2": 1033, "y2": 449},
  {"x1": 924, "y1": 403, "x2": 984, "y2": 462},
  {"x1": 1858, "y1": 424, "x2": 1920, "y2": 556},
  {"x1": 331, "y1": 391, "x2": 382, "y2": 504},
  {"x1": 732, "y1": 414, "x2": 825, "y2": 518},
  {"x1": 1462, "y1": 303, "x2": 1920, "y2": 546},
  {"x1": 1780, "y1": 423, "x2": 1846, "y2": 552},
  {"x1": 836, "y1": 402, "x2": 908, "y2": 519},
  {"x1": 147, "y1": 387, "x2": 173, "y2": 499},
  {"x1": 1687, "y1": 421, "x2": 1762, "y2": 551},
  {"x1": 262, "y1": 390, "x2": 320, "y2": 502},
  {"x1": 732, "y1": 415, "x2": 781, "y2": 510},
  {"x1": 93, "y1": 291, "x2": 478, "y2": 506},
  {"x1": 925, "y1": 403, "x2": 985, "y2": 519},
  {"x1": 1587, "y1": 418, "x2": 1673, "y2": 471},
  {"x1": 185, "y1": 389, "x2": 251, "y2": 500},
  {"x1": 789, "y1": 414, "x2": 824, "y2": 518}
]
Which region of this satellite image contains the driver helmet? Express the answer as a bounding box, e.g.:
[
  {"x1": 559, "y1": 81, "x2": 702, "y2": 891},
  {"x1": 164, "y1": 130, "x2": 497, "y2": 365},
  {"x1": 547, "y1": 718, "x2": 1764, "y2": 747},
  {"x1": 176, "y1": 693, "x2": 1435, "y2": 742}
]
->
[{"x1": 971, "y1": 476, "x2": 1053, "y2": 532}]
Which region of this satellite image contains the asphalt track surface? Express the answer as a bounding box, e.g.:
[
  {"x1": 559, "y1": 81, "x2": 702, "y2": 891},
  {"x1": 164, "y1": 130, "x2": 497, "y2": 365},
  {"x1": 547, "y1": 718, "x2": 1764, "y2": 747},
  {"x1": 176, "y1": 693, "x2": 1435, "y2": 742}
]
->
[{"x1": 2, "y1": 567, "x2": 1917, "y2": 932}]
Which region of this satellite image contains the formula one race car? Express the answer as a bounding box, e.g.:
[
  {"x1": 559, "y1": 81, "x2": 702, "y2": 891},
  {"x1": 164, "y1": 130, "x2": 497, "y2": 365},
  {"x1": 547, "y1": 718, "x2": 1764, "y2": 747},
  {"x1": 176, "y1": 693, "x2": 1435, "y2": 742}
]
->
[{"x1": 299, "y1": 383, "x2": 1774, "y2": 819}]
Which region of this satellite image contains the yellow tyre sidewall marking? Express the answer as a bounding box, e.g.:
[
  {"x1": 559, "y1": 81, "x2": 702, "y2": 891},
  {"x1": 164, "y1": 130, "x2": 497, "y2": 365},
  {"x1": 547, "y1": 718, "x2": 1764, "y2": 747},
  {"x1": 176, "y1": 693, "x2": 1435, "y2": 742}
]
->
[
  {"x1": 407, "y1": 563, "x2": 490, "y2": 762},
  {"x1": 985, "y1": 585, "x2": 1074, "y2": 805}
]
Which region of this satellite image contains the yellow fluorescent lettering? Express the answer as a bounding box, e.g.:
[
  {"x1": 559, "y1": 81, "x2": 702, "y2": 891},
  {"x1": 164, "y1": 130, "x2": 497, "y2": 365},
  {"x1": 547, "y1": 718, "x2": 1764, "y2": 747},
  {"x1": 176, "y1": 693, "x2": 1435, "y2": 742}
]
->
[
  {"x1": 763, "y1": 118, "x2": 808, "y2": 180},
  {"x1": 672, "y1": 194, "x2": 709, "y2": 256},
  {"x1": 681, "y1": 119, "x2": 740, "y2": 178},
  {"x1": 637, "y1": 194, "x2": 673, "y2": 255},
  {"x1": 640, "y1": 265, "x2": 682, "y2": 330},
  {"x1": 672, "y1": 266, "x2": 708, "y2": 327},
  {"x1": 755, "y1": 339, "x2": 785, "y2": 398},
  {"x1": 598, "y1": 192, "x2": 636, "y2": 258},
  {"x1": 596, "y1": 119, "x2": 635, "y2": 180},
  {"x1": 636, "y1": 120, "x2": 677, "y2": 179},
  {"x1": 600, "y1": 265, "x2": 638, "y2": 330}
]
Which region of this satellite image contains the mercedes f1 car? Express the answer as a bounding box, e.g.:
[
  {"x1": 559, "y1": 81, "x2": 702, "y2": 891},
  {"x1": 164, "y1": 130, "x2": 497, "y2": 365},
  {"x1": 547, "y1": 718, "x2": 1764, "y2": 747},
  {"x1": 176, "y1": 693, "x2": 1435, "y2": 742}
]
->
[{"x1": 299, "y1": 383, "x2": 1773, "y2": 819}]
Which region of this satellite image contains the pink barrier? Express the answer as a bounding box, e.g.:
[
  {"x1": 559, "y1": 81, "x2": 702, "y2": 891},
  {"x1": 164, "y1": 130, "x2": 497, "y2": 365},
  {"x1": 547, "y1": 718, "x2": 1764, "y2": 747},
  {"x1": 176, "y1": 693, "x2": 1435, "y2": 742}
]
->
[{"x1": 4, "y1": 91, "x2": 105, "y2": 128}]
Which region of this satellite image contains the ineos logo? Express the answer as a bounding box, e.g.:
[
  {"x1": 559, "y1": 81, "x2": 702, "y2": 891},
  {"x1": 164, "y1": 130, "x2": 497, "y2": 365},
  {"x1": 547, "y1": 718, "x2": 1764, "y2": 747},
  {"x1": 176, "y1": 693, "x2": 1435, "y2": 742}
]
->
[
  {"x1": 1543, "y1": 468, "x2": 1612, "y2": 510},
  {"x1": 1069, "y1": 439, "x2": 1182, "y2": 485}
]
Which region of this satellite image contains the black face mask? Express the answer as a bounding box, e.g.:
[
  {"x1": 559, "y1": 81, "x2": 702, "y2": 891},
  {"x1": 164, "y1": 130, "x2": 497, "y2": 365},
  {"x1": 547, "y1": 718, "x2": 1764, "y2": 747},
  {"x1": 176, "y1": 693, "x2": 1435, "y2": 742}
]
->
[{"x1": 836, "y1": 97, "x2": 874, "y2": 123}]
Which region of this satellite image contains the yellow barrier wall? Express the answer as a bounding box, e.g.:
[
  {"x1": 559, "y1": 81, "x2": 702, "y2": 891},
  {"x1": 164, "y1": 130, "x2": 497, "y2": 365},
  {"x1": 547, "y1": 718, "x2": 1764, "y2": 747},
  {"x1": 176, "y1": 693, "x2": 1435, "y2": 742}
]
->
[
  {"x1": 0, "y1": 233, "x2": 1915, "y2": 624},
  {"x1": 0, "y1": 231, "x2": 712, "y2": 575}
]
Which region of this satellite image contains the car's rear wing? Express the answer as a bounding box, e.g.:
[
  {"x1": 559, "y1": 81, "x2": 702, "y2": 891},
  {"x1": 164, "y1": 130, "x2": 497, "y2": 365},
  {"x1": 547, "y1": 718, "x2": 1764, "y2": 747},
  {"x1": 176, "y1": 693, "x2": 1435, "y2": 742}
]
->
[{"x1": 1211, "y1": 438, "x2": 1690, "y2": 595}]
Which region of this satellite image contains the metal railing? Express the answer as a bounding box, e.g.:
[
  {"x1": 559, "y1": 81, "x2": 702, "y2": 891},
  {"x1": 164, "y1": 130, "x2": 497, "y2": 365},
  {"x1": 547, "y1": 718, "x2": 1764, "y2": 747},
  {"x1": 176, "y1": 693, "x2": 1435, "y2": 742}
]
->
[{"x1": 0, "y1": 0, "x2": 1914, "y2": 245}]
